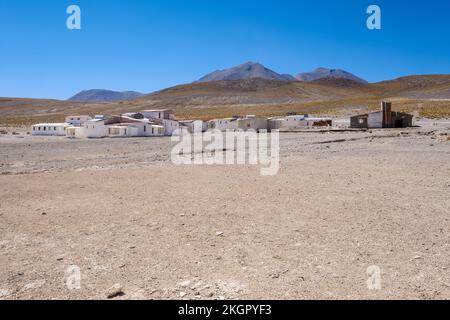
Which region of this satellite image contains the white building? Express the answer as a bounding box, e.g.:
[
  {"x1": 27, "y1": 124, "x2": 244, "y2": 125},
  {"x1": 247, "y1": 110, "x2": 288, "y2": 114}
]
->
[
  {"x1": 269, "y1": 115, "x2": 333, "y2": 130},
  {"x1": 66, "y1": 126, "x2": 87, "y2": 139},
  {"x1": 207, "y1": 118, "x2": 240, "y2": 131},
  {"x1": 179, "y1": 120, "x2": 204, "y2": 134},
  {"x1": 108, "y1": 125, "x2": 139, "y2": 138},
  {"x1": 238, "y1": 116, "x2": 269, "y2": 131},
  {"x1": 83, "y1": 119, "x2": 109, "y2": 138},
  {"x1": 143, "y1": 124, "x2": 165, "y2": 137},
  {"x1": 162, "y1": 119, "x2": 180, "y2": 136},
  {"x1": 141, "y1": 109, "x2": 175, "y2": 120},
  {"x1": 31, "y1": 123, "x2": 69, "y2": 136},
  {"x1": 107, "y1": 122, "x2": 165, "y2": 138},
  {"x1": 65, "y1": 115, "x2": 92, "y2": 126}
]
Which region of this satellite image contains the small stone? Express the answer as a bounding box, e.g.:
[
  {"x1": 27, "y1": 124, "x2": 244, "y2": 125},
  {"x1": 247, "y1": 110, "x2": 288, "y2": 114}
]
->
[
  {"x1": 191, "y1": 281, "x2": 203, "y2": 290},
  {"x1": 414, "y1": 255, "x2": 422, "y2": 260},
  {"x1": 215, "y1": 232, "x2": 224, "y2": 236},
  {"x1": 180, "y1": 291, "x2": 188, "y2": 298},
  {"x1": 106, "y1": 283, "x2": 124, "y2": 299},
  {"x1": 0, "y1": 289, "x2": 12, "y2": 298},
  {"x1": 179, "y1": 280, "x2": 191, "y2": 288}
]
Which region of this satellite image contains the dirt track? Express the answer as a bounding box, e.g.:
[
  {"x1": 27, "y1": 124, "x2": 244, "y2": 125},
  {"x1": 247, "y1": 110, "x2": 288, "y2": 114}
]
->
[{"x1": 0, "y1": 122, "x2": 449, "y2": 300}]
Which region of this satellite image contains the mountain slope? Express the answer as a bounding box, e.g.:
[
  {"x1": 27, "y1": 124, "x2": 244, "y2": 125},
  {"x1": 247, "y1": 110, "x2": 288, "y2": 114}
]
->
[
  {"x1": 296, "y1": 68, "x2": 368, "y2": 84},
  {"x1": 68, "y1": 89, "x2": 144, "y2": 102},
  {"x1": 137, "y1": 77, "x2": 374, "y2": 107},
  {"x1": 373, "y1": 75, "x2": 450, "y2": 99},
  {"x1": 2, "y1": 75, "x2": 449, "y2": 126},
  {"x1": 197, "y1": 62, "x2": 296, "y2": 82}
]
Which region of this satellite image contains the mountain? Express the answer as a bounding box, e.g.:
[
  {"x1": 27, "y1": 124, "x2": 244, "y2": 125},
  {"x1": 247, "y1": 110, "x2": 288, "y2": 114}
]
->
[
  {"x1": 197, "y1": 62, "x2": 297, "y2": 83},
  {"x1": 136, "y1": 77, "x2": 374, "y2": 107},
  {"x1": 2, "y1": 75, "x2": 450, "y2": 125},
  {"x1": 68, "y1": 89, "x2": 144, "y2": 102},
  {"x1": 296, "y1": 68, "x2": 368, "y2": 84},
  {"x1": 128, "y1": 75, "x2": 450, "y2": 110}
]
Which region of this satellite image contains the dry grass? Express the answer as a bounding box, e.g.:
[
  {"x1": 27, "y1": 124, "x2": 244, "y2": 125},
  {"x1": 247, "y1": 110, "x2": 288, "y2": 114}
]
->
[
  {"x1": 0, "y1": 114, "x2": 66, "y2": 128},
  {"x1": 1, "y1": 75, "x2": 450, "y2": 126},
  {"x1": 1, "y1": 98, "x2": 449, "y2": 127}
]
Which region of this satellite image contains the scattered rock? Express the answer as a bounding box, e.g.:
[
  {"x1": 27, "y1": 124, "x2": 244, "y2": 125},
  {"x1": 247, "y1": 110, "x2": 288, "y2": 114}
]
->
[
  {"x1": 180, "y1": 291, "x2": 188, "y2": 298},
  {"x1": 190, "y1": 281, "x2": 204, "y2": 290},
  {"x1": 0, "y1": 289, "x2": 12, "y2": 298},
  {"x1": 215, "y1": 232, "x2": 224, "y2": 237},
  {"x1": 178, "y1": 280, "x2": 192, "y2": 288},
  {"x1": 106, "y1": 283, "x2": 124, "y2": 299},
  {"x1": 270, "y1": 269, "x2": 290, "y2": 279}
]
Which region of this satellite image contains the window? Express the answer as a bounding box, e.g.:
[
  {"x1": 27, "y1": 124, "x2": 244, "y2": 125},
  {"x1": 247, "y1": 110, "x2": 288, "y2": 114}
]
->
[
  {"x1": 44, "y1": 127, "x2": 46, "y2": 131},
  {"x1": 144, "y1": 126, "x2": 146, "y2": 133},
  {"x1": 54, "y1": 127, "x2": 57, "y2": 131},
  {"x1": 152, "y1": 128, "x2": 154, "y2": 134}
]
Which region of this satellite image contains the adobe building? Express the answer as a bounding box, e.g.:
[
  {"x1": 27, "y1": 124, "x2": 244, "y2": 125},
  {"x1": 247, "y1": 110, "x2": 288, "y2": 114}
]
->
[{"x1": 350, "y1": 101, "x2": 414, "y2": 129}]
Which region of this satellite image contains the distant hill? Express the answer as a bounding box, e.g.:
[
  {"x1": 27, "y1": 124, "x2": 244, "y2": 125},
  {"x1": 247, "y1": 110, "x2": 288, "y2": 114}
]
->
[
  {"x1": 2, "y1": 75, "x2": 450, "y2": 125},
  {"x1": 197, "y1": 62, "x2": 297, "y2": 82},
  {"x1": 136, "y1": 77, "x2": 374, "y2": 107},
  {"x1": 68, "y1": 89, "x2": 144, "y2": 102},
  {"x1": 296, "y1": 68, "x2": 368, "y2": 84},
  {"x1": 373, "y1": 75, "x2": 450, "y2": 99}
]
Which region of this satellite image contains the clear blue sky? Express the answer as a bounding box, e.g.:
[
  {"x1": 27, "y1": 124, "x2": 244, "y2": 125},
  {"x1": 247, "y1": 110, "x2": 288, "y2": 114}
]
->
[{"x1": 0, "y1": 0, "x2": 449, "y2": 99}]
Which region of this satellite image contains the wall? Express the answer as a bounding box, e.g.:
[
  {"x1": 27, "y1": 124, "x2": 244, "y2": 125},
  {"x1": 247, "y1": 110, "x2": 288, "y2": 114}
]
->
[
  {"x1": 368, "y1": 112, "x2": 383, "y2": 128},
  {"x1": 32, "y1": 125, "x2": 68, "y2": 136},
  {"x1": 208, "y1": 119, "x2": 239, "y2": 131},
  {"x1": 84, "y1": 121, "x2": 108, "y2": 138},
  {"x1": 238, "y1": 117, "x2": 268, "y2": 131},
  {"x1": 65, "y1": 116, "x2": 91, "y2": 126},
  {"x1": 162, "y1": 119, "x2": 180, "y2": 136}
]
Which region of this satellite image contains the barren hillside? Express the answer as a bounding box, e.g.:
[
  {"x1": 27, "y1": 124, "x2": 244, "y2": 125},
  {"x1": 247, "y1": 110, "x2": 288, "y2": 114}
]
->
[{"x1": 1, "y1": 75, "x2": 449, "y2": 126}]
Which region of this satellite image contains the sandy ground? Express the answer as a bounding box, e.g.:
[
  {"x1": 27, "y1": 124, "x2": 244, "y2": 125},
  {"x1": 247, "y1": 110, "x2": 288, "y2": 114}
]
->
[{"x1": 0, "y1": 120, "x2": 449, "y2": 300}]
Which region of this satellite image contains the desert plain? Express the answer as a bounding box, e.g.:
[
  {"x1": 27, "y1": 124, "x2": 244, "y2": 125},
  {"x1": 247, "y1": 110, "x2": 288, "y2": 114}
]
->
[{"x1": 0, "y1": 119, "x2": 449, "y2": 300}]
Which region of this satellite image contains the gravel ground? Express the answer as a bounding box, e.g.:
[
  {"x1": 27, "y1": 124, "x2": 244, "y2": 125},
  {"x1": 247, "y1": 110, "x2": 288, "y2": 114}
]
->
[{"x1": 0, "y1": 120, "x2": 449, "y2": 300}]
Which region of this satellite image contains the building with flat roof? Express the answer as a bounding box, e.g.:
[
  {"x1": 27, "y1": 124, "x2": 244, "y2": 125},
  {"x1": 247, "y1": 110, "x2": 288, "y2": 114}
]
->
[{"x1": 350, "y1": 101, "x2": 414, "y2": 129}]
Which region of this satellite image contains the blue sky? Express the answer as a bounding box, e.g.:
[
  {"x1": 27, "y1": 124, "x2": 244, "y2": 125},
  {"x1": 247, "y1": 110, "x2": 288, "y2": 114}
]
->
[{"x1": 0, "y1": 0, "x2": 449, "y2": 99}]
